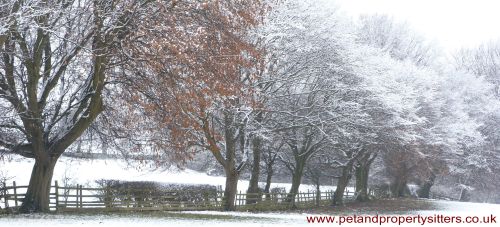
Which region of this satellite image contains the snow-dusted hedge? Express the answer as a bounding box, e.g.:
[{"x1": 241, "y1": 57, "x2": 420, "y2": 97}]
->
[{"x1": 95, "y1": 180, "x2": 219, "y2": 204}]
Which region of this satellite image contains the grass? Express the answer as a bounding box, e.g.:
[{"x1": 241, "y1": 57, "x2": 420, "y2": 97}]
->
[{"x1": 289, "y1": 198, "x2": 438, "y2": 215}]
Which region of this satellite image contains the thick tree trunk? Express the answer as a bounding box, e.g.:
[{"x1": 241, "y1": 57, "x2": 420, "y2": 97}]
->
[
  {"x1": 286, "y1": 161, "x2": 305, "y2": 206},
  {"x1": 219, "y1": 111, "x2": 243, "y2": 211},
  {"x1": 19, "y1": 157, "x2": 58, "y2": 213},
  {"x1": 390, "y1": 177, "x2": 408, "y2": 197},
  {"x1": 417, "y1": 173, "x2": 435, "y2": 198},
  {"x1": 354, "y1": 163, "x2": 370, "y2": 202},
  {"x1": 223, "y1": 168, "x2": 239, "y2": 211},
  {"x1": 246, "y1": 135, "x2": 262, "y2": 204},
  {"x1": 332, "y1": 166, "x2": 352, "y2": 206}
]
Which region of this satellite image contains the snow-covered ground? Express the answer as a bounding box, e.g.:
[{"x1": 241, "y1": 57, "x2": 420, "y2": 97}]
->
[
  {"x1": 0, "y1": 214, "x2": 305, "y2": 227},
  {"x1": 419, "y1": 199, "x2": 500, "y2": 216},
  {"x1": 0, "y1": 200, "x2": 499, "y2": 226},
  {"x1": 0, "y1": 156, "x2": 336, "y2": 192},
  {"x1": 0, "y1": 212, "x2": 306, "y2": 227}
]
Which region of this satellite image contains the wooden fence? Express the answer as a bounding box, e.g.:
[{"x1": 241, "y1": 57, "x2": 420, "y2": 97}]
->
[
  {"x1": 0, "y1": 181, "x2": 367, "y2": 212},
  {"x1": 429, "y1": 192, "x2": 457, "y2": 201}
]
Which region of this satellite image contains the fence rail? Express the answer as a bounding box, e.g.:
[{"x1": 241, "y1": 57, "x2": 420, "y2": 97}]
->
[
  {"x1": 1, "y1": 181, "x2": 367, "y2": 212},
  {"x1": 430, "y1": 192, "x2": 456, "y2": 201}
]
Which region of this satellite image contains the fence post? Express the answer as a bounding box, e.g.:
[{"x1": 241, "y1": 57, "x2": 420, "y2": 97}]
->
[
  {"x1": 12, "y1": 181, "x2": 18, "y2": 208},
  {"x1": 3, "y1": 182, "x2": 8, "y2": 209},
  {"x1": 238, "y1": 190, "x2": 242, "y2": 207},
  {"x1": 105, "y1": 184, "x2": 110, "y2": 209},
  {"x1": 76, "y1": 184, "x2": 79, "y2": 209},
  {"x1": 55, "y1": 181, "x2": 59, "y2": 211},
  {"x1": 79, "y1": 185, "x2": 83, "y2": 208},
  {"x1": 218, "y1": 191, "x2": 222, "y2": 207},
  {"x1": 126, "y1": 186, "x2": 130, "y2": 208}
]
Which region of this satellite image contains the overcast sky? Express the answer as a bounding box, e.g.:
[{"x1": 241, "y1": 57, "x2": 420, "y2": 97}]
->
[{"x1": 334, "y1": 0, "x2": 500, "y2": 52}]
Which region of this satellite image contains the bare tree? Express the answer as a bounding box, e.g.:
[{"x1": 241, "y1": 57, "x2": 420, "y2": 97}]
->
[{"x1": 0, "y1": 0, "x2": 156, "y2": 212}]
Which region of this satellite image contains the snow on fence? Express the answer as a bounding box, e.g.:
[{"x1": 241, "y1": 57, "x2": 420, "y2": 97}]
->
[{"x1": 0, "y1": 181, "x2": 363, "y2": 212}]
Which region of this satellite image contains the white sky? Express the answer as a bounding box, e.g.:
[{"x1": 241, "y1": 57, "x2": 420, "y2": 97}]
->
[{"x1": 334, "y1": 0, "x2": 500, "y2": 51}]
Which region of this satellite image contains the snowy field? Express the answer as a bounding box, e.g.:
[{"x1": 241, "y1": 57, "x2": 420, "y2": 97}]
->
[
  {"x1": 0, "y1": 200, "x2": 499, "y2": 226},
  {"x1": 0, "y1": 156, "x2": 336, "y2": 192},
  {"x1": 0, "y1": 212, "x2": 306, "y2": 227},
  {"x1": 0, "y1": 212, "x2": 303, "y2": 227}
]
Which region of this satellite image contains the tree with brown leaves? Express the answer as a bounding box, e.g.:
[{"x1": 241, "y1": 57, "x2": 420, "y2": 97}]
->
[{"x1": 121, "y1": 0, "x2": 268, "y2": 211}]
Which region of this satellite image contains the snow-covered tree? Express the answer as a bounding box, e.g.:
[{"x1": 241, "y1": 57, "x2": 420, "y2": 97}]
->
[
  {"x1": 357, "y1": 14, "x2": 439, "y2": 67},
  {"x1": 257, "y1": 0, "x2": 368, "y2": 204},
  {"x1": 452, "y1": 41, "x2": 500, "y2": 201},
  {"x1": 353, "y1": 13, "x2": 499, "y2": 199},
  {"x1": 0, "y1": 0, "x2": 160, "y2": 212}
]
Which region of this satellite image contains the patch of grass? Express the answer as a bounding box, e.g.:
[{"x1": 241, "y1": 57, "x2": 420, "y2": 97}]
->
[
  {"x1": 290, "y1": 198, "x2": 438, "y2": 215},
  {"x1": 235, "y1": 199, "x2": 339, "y2": 212},
  {"x1": 236, "y1": 201, "x2": 293, "y2": 212}
]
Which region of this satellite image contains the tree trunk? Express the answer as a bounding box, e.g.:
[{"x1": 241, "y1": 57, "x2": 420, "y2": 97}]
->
[
  {"x1": 417, "y1": 173, "x2": 435, "y2": 199},
  {"x1": 246, "y1": 135, "x2": 262, "y2": 204},
  {"x1": 332, "y1": 166, "x2": 352, "y2": 206},
  {"x1": 459, "y1": 188, "x2": 471, "y2": 202},
  {"x1": 390, "y1": 177, "x2": 408, "y2": 197},
  {"x1": 286, "y1": 161, "x2": 305, "y2": 206},
  {"x1": 223, "y1": 168, "x2": 239, "y2": 211},
  {"x1": 354, "y1": 162, "x2": 370, "y2": 202},
  {"x1": 264, "y1": 164, "x2": 273, "y2": 200},
  {"x1": 315, "y1": 182, "x2": 321, "y2": 207},
  {"x1": 19, "y1": 157, "x2": 58, "y2": 213},
  {"x1": 219, "y1": 111, "x2": 242, "y2": 211}
]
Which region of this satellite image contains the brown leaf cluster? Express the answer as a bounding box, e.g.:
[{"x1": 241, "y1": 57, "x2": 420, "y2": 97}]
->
[{"x1": 117, "y1": 0, "x2": 268, "y2": 164}]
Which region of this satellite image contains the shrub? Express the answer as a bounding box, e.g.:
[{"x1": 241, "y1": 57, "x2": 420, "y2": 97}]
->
[{"x1": 94, "y1": 180, "x2": 218, "y2": 207}]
